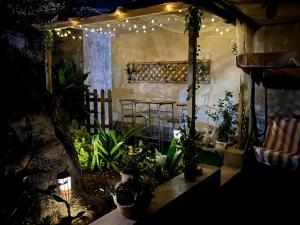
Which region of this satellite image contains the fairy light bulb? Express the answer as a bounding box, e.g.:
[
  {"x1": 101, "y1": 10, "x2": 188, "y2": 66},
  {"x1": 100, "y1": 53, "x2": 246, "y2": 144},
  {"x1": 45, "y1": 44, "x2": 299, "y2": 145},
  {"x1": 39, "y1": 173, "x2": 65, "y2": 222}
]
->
[
  {"x1": 211, "y1": 17, "x2": 215, "y2": 22},
  {"x1": 216, "y1": 27, "x2": 219, "y2": 32},
  {"x1": 64, "y1": 33, "x2": 68, "y2": 37},
  {"x1": 179, "y1": 9, "x2": 182, "y2": 13},
  {"x1": 129, "y1": 27, "x2": 132, "y2": 31},
  {"x1": 160, "y1": 23, "x2": 163, "y2": 27},
  {"x1": 151, "y1": 19, "x2": 155, "y2": 24},
  {"x1": 79, "y1": 25, "x2": 82, "y2": 28},
  {"x1": 134, "y1": 24, "x2": 137, "y2": 29},
  {"x1": 167, "y1": 17, "x2": 170, "y2": 21},
  {"x1": 152, "y1": 27, "x2": 155, "y2": 31},
  {"x1": 136, "y1": 30, "x2": 139, "y2": 33},
  {"x1": 67, "y1": 30, "x2": 71, "y2": 34},
  {"x1": 85, "y1": 34, "x2": 88, "y2": 37},
  {"x1": 79, "y1": 36, "x2": 82, "y2": 39},
  {"x1": 143, "y1": 30, "x2": 146, "y2": 33},
  {"x1": 220, "y1": 31, "x2": 224, "y2": 35},
  {"x1": 226, "y1": 28, "x2": 229, "y2": 32},
  {"x1": 122, "y1": 24, "x2": 125, "y2": 27},
  {"x1": 201, "y1": 24, "x2": 206, "y2": 28},
  {"x1": 72, "y1": 36, "x2": 75, "y2": 39},
  {"x1": 126, "y1": 19, "x2": 129, "y2": 23},
  {"x1": 100, "y1": 27, "x2": 102, "y2": 31},
  {"x1": 142, "y1": 25, "x2": 146, "y2": 29},
  {"x1": 85, "y1": 27, "x2": 88, "y2": 31},
  {"x1": 107, "y1": 24, "x2": 110, "y2": 27}
]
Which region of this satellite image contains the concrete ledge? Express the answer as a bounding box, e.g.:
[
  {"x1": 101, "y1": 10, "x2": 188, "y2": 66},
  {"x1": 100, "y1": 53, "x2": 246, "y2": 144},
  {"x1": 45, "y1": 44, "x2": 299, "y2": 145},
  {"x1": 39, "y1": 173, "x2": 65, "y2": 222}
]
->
[
  {"x1": 220, "y1": 165, "x2": 241, "y2": 186},
  {"x1": 90, "y1": 164, "x2": 220, "y2": 225}
]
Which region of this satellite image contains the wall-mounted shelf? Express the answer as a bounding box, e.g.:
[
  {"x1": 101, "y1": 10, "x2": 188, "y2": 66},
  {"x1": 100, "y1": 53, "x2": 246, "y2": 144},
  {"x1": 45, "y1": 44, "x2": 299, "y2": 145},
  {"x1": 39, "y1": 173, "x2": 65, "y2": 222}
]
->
[{"x1": 127, "y1": 60, "x2": 211, "y2": 84}]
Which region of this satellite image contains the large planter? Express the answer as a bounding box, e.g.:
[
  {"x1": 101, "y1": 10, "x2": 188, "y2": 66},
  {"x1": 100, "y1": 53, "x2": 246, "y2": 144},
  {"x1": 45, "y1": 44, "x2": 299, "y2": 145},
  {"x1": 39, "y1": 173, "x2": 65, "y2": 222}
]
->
[
  {"x1": 113, "y1": 169, "x2": 152, "y2": 219},
  {"x1": 184, "y1": 162, "x2": 197, "y2": 181}
]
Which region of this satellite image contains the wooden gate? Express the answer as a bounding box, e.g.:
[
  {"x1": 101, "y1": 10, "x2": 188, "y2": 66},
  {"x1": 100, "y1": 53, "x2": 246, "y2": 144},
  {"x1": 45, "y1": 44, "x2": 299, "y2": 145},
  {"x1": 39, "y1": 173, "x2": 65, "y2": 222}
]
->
[{"x1": 85, "y1": 89, "x2": 112, "y2": 133}]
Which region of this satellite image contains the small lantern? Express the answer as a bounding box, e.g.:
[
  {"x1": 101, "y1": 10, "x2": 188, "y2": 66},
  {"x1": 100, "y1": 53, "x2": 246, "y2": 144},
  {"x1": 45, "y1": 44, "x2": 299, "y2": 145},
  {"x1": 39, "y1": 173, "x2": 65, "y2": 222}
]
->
[
  {"x1": 57, "y1": 170, "x2": 72, "y2": 202},
  {"x1": 173, "y1": 129, "x2": 182, "y2": 140}
]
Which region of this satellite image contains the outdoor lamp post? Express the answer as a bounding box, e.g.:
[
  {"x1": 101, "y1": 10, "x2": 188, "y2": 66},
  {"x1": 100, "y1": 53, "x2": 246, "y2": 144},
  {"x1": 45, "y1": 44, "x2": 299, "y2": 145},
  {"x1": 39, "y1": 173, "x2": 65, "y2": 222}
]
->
[{"x1": 57, "y1": 170, "x2": 72, "y2": 202}]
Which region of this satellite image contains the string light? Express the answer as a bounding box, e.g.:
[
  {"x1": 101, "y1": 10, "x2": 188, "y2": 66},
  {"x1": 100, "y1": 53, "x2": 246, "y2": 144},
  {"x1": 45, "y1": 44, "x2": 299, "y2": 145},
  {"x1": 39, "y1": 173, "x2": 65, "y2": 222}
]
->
[
  {"x1": 211, "y1": 17, "x2": 215, "y2": 22},
  {"x1": 151, "y1": 19, "x2": 155, "y2": 24},
  {"x1": 79, "y1": 25, "x2": 82, "y2": 28},
  {"x1": 226, "y1": 28, "x2": 229, "y2": 32},
  {"x1": 79, "y1": 36, "x2": 82, "y2": 39},
  {"x1": 216, "y1": 27, "x2": 219, "y2": 32},
  {"x1": 134, "y1": 24, "x2": 137, "y2": 29},
  {"x1": 85, "y1": 34, "x2": 88, "y2": 37},
  {"x1": 67, "y1": 30, "x2": 71, "y2": 34},
  {"x1": 152, "y1": 27, "x2": 155, "y2": 31},
  {"x1": 160, "y1": 23, "x2": 163, "y2": 27},
  {"x1": 179, "y1": 9, "x2": 182, "y2": 12},
  {"x1": 142, "y1": 25, "x2": 146, "y2": 29},
  {"x1": 72, "y1": 36, "x2": 76, "y2": 39},
  {"x1": 129, "y1": 27, "x2": 132, "y2": 31},
  {"x1": 220, "y1": 31, "x2": 224, "y2": 35},
  {"x1": 143, "y1": 30, "x2": 146, "y2": 33},
  {"x1": 107, "y1": 24, "x2": 110, "y2": 27},
  {"x1": 136, "y1": 30, "x2": 139, "y2": 33},
  {"x1": 126, "y1": 19, "x2": 129, "y2": 23},
  {"x1": 85, "y1": 27, "x2": 88, "y2": 31},
  {"x1": 122, "y1": 24, "x2": 125, "y2": 27}
]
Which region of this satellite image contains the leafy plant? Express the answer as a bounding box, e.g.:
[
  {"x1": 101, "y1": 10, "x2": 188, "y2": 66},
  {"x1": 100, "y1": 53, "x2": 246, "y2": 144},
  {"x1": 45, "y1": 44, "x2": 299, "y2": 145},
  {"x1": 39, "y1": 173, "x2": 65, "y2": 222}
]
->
[
  {"x1": 52, "y1": 58, "x2": 89, "y2": 124},
  {"x1": 197, "y1": 59, "x2": 210, "y2": 81},
  {"x1": 155, "y1": 139, "x2": 182, "y2": 181},
  {"x1": 70, "y1": 120, "x2": 92, "y2": 170},
  {"x1": 184, "y1": 7, "x2": 202, "y2": 37},
  {"x1": 206, "y1": 90, "x2": 238, "y2": 141}
]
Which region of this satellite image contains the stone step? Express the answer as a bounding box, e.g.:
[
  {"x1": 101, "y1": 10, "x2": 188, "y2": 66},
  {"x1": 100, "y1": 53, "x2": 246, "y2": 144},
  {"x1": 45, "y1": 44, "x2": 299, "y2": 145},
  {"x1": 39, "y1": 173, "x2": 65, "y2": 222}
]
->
[
  {"x1": 220, "y1": 165, "x2": 241, "y2": 186},
  {"x1": 223, "y1": 146, "x2": 245, "y2": 168}
]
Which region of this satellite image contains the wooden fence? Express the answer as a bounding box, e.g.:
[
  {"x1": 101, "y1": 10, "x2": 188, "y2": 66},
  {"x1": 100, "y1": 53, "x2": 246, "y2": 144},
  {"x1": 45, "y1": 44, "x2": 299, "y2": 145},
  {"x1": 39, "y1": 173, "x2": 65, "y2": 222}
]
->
[{"x1": 85, "y1": 89, "x2": 112, "y2": 133}]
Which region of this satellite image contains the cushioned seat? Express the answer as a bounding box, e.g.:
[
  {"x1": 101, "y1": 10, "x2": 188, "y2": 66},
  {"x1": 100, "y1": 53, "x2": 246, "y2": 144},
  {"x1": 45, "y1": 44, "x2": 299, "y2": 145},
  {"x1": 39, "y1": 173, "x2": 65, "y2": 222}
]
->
[{"x1": 255, "y1": 117, "x2": 300, "y2": 170}]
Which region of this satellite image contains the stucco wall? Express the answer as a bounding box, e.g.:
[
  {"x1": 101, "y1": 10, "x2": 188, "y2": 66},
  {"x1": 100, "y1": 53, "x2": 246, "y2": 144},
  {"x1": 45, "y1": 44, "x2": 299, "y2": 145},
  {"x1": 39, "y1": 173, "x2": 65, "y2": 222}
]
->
[
  {"x1": 253, "y1": 23, "x2": 300, "y2": 135},
  {"x1": 111, "y1": 27, "x2": 239, "y2": 128}
]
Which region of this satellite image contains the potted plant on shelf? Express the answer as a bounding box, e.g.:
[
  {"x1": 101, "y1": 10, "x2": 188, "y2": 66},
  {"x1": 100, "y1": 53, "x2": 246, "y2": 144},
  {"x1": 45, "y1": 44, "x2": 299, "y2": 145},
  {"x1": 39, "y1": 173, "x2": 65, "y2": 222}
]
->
[
  {"x1": 206, "y1": 90, "x2": 238, "y2": 150},
  {"x1": 125, "y1": 63, "x2": 136, "y2": 83}
]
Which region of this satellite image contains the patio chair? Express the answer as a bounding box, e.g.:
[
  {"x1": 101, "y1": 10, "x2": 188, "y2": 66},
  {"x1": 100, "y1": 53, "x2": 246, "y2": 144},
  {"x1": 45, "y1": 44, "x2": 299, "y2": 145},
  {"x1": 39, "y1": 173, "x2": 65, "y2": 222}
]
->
[
  {"x1": 254, "y1": 116, "x2": 300, "y2": 170},
  {"x1": 119, "y1": 99, "x2": 146, "y2": 130}
]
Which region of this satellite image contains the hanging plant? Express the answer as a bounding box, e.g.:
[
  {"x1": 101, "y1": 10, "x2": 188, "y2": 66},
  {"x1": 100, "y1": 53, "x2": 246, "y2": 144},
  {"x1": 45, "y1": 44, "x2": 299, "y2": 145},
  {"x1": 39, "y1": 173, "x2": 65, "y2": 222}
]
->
[
  {"x1": 184, "y1": 7, "x2": 202, "y2": 36},
  {"x1": 197, "y1": 59, "x2": 209, "y2": 81}
]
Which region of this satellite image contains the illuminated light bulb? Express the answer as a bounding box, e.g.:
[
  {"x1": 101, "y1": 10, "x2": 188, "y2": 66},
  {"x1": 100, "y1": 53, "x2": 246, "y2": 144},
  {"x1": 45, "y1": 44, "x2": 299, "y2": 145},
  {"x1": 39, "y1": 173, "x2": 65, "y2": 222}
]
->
[
  {"x1": 143, "y1": 30, "x2": 146, "y2": 33},
  {"x1": 201, "y1": 24, "x2": 206, "y2": 28},
  {"x1": 220, "y1": 31, "x2": 224, "y2": 35},
  {"x1": 126, "y1": 19, "x2": 129, "y2": 23},
  {"x1": 104, "y1": 32, "x2": 107, "y2": 34},
  {"x1": 113, "y1": 28, "x2": 116, "y2": 31},
  {"x1": 60, "y1": 35, "x2": 64, "y2": 38},
  {"x1": 79, "y1": 25, "x2": 82, "y2": 28},
  {"x1": 129, "y1": 27, "x2": 132, "y2": 31},
  {"x1": 67, "y1": 30, "x2": 71, "y2": 34},
  {"x1": 142, "y1": 25, "x2": 146, "y2": 29},
  {"x1": 64, "y1": 33, "x2": 68, "y2": 37},
  {"x1": 160, "y1": 23, "x2": 163, "y2": 27},
  {"x1": 100, "y1": 31, "x2": 103, "y2": 34},
  {"x1": 167, "y1": 18, "x2": 170, "y2": 21},
  {"x1": 122, "y1": 24, "x2": 125, "y2": 27},
  {"x1": 136, "y1": 30, "x2": 139, "y2": 33},
  {"x1": 85, "y1": 27, "x2": 88, "y2": 31},
  {"x1": 134, "y1": 24, "x2": 137, "y2": 28},
  {"x1": 151, "y1": 19, "x2": 155, "y2": 24},
  {"x1": 226, "y1": 28, "x2": 229, "y2": 32},
  {"x1": 118, "y1": 24, "x2": 120, "y2": 26},
  {"x1": 216, "y1": 27, "x2": 219, "y2": 32},
  {"x1": 109, "y1": 31, "x2": 111, "y2": 34},
  {"x1": 72, "y1": 36, "x2": 76, "y2": 39},
  {"x1": 85, "y1": 34, "x2": 88, "y2": 37},
  {"x1": 211, "y1": 17, "x2": 215, "y2": 22},
  {"x1": 79, "y1": 36, "x2": 82, "y2": 39},
  {"x1": 175, "y1": 18, "x2": 178, "y2": 21},
  {"x1": 152, "y1": 27, "x2": 155, "y2": 31},
  {"x1": 179, "y1": 9, "x2": 182, "y2": 12},
  {"x1": 107, "y1": 24, "x2": 110, "y2": 27},
  {"x1": 166, "y1": 4, "x2": 172, "y2": 11},
  {"x1": 100, "y1": 27, "x2": 102, "y2": 31}
]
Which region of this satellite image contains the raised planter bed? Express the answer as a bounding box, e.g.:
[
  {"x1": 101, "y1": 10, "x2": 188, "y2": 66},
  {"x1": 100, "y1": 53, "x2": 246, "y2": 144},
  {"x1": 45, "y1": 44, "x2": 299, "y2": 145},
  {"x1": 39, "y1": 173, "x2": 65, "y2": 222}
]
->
[{"x1": 90, "y1": 164, "x2": 220, "y2": 225}]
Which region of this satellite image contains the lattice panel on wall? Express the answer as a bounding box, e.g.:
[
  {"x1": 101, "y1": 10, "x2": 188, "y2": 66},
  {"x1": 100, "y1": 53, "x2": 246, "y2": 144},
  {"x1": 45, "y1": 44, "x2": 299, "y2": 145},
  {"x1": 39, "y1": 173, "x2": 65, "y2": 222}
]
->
[{"x1": 127, "y1": 60, "x2": 210, "y2": 83}]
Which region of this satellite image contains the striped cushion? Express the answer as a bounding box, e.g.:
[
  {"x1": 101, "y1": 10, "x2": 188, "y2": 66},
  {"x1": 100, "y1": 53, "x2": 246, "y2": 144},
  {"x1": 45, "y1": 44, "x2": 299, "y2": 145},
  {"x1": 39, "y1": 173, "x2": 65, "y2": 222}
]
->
[{"x1": 255, "y1": 117, "x2": 300, "y2": 170}]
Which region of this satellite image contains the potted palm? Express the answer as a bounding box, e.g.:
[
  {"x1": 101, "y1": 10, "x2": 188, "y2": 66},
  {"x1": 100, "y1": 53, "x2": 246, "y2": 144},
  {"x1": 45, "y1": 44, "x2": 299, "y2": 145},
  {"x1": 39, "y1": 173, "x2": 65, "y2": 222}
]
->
[{"x1": 206, "y1": 90, "x2": 238, "y2": 149}]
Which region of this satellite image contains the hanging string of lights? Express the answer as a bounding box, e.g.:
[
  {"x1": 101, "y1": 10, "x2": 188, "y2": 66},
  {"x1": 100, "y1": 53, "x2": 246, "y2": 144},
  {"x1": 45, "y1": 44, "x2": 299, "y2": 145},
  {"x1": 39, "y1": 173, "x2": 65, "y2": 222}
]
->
[{"x1": 51, "y1": 4, "x2": 232, "y2": 41}]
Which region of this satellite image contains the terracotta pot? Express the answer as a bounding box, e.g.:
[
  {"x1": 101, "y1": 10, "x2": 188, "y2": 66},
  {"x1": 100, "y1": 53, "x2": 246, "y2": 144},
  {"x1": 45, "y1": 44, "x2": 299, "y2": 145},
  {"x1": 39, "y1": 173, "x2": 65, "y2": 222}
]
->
[{"x1": 113, "y1": 195, "x2": 137, "y2": 219}]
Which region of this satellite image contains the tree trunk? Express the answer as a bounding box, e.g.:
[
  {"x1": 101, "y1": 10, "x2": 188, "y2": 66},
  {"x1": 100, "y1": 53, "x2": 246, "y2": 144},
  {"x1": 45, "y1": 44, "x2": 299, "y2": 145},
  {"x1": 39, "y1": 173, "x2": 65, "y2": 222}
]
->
[{"x1": 0, "y1": 32, "x2": 107, "y2": 225}]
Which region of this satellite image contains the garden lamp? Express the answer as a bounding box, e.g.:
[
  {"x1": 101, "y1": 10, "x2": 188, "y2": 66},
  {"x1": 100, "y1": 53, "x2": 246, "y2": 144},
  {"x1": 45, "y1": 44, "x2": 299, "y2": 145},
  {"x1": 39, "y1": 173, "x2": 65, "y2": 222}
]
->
[{"x1": 57, "y1": 170, "x2": 72, "y2": 202}]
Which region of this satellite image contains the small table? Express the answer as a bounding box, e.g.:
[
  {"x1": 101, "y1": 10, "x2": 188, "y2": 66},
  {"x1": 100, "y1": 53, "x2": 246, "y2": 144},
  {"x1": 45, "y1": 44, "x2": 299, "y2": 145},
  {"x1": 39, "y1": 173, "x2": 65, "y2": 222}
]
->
[{"x1": 133, "y1": 99, "x2": 176, "y2": 150}]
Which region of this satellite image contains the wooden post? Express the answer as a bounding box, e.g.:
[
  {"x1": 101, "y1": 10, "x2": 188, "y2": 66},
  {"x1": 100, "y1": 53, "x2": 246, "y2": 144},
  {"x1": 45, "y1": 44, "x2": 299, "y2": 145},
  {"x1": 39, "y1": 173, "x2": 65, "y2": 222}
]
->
[
  {"x1": 100, "y1": 89, "x2": 105, "y2": 130},
  {"x1": 187, "y1": 8, "x2": 201, "y2": 135},
  {"x1": 45, "y1": 48, "x2": 53, "y2": 93},
  {"x1": 93, "y1": 89, "x2": 98, "y2": 132},
  {"x1": 108, "y1": 90, "x2": 113, "y2": 130}
]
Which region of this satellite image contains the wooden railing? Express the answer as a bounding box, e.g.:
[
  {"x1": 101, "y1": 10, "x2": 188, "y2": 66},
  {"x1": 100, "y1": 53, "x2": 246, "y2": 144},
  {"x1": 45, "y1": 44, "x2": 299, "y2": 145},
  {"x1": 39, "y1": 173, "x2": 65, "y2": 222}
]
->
[{"x1": 85, "y1": 89, "x2": 112, "y2": 133}]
